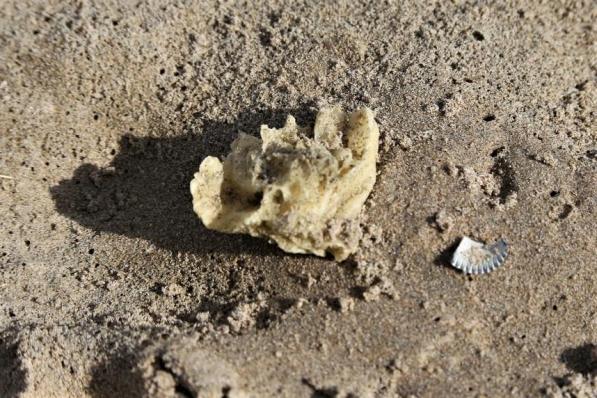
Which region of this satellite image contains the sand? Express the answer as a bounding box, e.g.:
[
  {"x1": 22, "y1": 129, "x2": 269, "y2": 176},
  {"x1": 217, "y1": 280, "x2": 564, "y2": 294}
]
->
[{"x1": 0, "y1": 0, "x2": 595, "y2": 397}]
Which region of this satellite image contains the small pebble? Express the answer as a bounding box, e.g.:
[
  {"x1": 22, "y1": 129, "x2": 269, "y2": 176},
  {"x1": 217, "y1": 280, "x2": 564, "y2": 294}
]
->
[{"x1": 338, "y1": 296, "x2": 355, "y2": 313}]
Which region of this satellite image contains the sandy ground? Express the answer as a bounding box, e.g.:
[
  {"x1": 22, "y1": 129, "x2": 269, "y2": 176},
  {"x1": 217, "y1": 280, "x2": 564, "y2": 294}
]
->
[{"x1": 1, "y1": 0, "x2": 596, "y2": 397}]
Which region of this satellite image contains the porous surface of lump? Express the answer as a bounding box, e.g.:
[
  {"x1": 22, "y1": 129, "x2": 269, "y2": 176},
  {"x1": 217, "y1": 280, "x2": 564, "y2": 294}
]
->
[{"x1": 190, "y1": 107, "x2": 379, "y2": 261}]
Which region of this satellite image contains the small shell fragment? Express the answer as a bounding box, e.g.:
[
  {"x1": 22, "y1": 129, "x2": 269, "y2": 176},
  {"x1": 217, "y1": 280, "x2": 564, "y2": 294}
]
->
[{"x1": 450, "y1": 237, "x2": 508, "y2": 274}]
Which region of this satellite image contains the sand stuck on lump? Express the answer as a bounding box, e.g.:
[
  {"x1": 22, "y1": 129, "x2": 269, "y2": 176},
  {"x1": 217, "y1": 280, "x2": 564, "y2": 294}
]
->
[{"x1": 190, "y1": 106, "x2": 379, "y2": 261}]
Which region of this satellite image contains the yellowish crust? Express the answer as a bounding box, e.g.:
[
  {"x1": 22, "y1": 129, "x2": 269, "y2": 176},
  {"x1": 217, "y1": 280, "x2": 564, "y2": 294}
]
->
[{"x1": 190, "y1": 106, "x2": 379, "y2": 261}]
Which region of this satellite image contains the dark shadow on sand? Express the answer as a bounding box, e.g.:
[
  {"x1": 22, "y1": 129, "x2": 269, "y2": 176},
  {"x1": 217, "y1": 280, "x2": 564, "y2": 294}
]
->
[
  {"x1": 433, "y1": 238, "x2": 461, "y2": 271},
  {"x1": 88, "y1": 347, "x2": 146, "y2": 398},
  {"x1": 0, "y1": 334, "x2": 27, "y2": 398},
  {"x1": 50, "y1": 107, "x2": 316, "y2": 257},
  {"x1": 560, "y1": 343, "x2": 597, "y2": 375}
]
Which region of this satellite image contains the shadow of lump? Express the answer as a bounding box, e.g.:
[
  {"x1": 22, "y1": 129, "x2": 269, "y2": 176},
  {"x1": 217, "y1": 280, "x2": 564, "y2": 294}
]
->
[
  {"x1": 50, "y1": 108, "x2": 316, "y2": 257},
  {"x1": 88, "y1": 347, "x2": 146, "y2": 398},
  {"x1": 0, "y1": 335, "x2": 27, "y2": 398},
  {"x1": 560, "y1": 343, "x2": 597, "y2": 375}
]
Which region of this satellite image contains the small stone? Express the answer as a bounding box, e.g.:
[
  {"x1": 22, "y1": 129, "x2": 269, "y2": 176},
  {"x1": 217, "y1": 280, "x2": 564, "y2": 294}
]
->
[
  {"x1": 294, "y1": 298, "x2": 308, "y2": 309},
  {"x1": 195, "y1": 311, "x2": 210, "y2": 324},
  {"x1": 530, "y1": 152, "x2": 557, "y2": 166},
  {"x1": 163, "y1": 283, "x2": 185, "y2": 297},
  {"x1": 433, "y1": 210, "x2": 453, "y2": 232},
  {"x1": 318, "y1": 340, "x2": 328, "y2": 353},
  {"x1": 398, "y1": 136, "x2": 413, "y2": 150},
  {"x1": 363, "y1": 284, "x2": 382, "y2": 302},
  {"x1": 152, "y1": 370, "x2": 176, "y2": 391},
  {"x1": 226, "y1": 302, "x2": 260, "y2": 333},
  {"x1": 418, "y1": 129, "x2": 434, "y2": 140},
  {"x1": 337, "y1": 296, "x2": 355, "y2": 313},
  {"x1": 377, "y1": 277, "x2": 398, "y2": 300},
  {"x1": 386, "y1": 357, "x2": 405, "y2": 374},
  {"x1": 305, "y1": 273, "x2": 317, "y2": 288},
  {"x1": 503, "y1": 192, "x2": 518, "y2": 209},
  {"x1": 393, "y1": 258, "x2": 404, "y2": 272}
]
